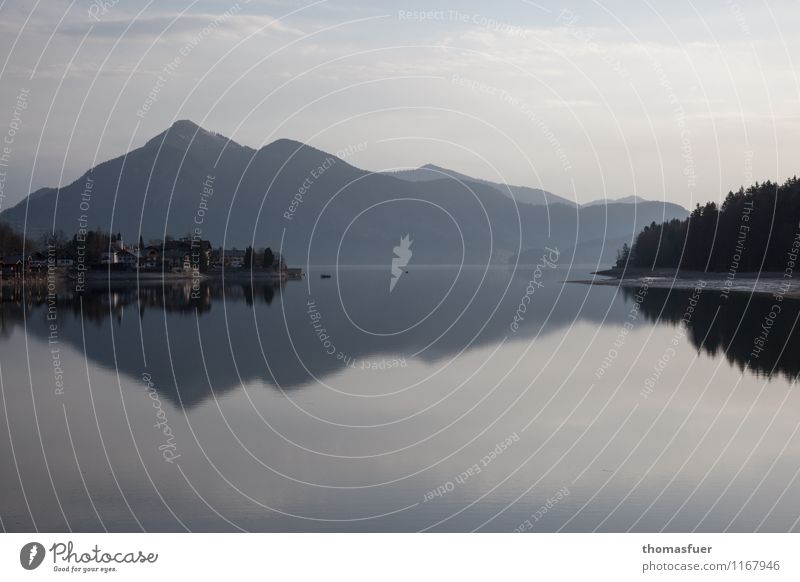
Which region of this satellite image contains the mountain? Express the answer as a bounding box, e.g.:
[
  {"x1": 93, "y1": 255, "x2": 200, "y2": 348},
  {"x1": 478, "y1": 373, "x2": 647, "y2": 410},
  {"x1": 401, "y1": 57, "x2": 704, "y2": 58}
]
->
[
  {"x1": 385, "y1": 163, "x2": 577, "y2": 207},
  {"x1": 0, "y1": 120, "x2": 688, "y2": 266},
  {"x1": 584, "y1": 195, "x2": 654, "y2": 207}
]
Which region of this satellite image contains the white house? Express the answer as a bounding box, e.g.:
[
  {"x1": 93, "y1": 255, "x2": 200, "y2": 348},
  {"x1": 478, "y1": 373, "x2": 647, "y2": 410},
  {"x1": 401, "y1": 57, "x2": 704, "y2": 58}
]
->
[{"x1": 100, "y1": 251, "x2": 119, "y2": 265}]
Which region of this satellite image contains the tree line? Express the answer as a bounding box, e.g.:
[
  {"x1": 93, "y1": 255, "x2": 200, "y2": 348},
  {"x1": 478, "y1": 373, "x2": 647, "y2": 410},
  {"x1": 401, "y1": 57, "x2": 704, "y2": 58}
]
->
[
  {"x1": 0, "y1": 222, "x2": 31, "y2": 255},
  {"x1": 242, "y1": 246, "x2": 284, "y2": 270},
  {"x1": 617, "y1": 177, "x2": 800, "y2": 272}
]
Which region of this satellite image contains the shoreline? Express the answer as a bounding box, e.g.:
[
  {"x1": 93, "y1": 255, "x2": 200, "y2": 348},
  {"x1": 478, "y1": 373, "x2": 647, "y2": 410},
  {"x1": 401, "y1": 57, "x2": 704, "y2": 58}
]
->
[
  {"x1": 591, "y1": 267, "x2": 793, "y2": 280},
  {"x1": 574, "y1": 267, "x2": 800, "y2": 299},
  {"x1": 0, "y1": 268, "x2": 294, "y2": 288}
]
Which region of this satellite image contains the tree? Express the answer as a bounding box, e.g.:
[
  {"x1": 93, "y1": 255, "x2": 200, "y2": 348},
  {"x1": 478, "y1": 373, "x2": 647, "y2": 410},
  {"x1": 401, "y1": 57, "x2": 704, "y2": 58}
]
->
[
  {"x1": 0, "y1": 223, "x2": 29, "y2": 255},
  {"x1": 244, "y1": 246, "x2": 254, "y2": 270},
  {"x1": 620, "y1": 176, "x2": 798, "y2": 273},
  {"x1": 198, "y1": 246, "x2": 208, "y2": 273},
  {"x1": 263, "y1": 247, "x2": 275, "y2": 270},
  {"x1": 615, "y1": 243, "x2": 630, "y2": 268},
  {"x1": 38, "y1": 230, "x2": 68, "y2": 252}
]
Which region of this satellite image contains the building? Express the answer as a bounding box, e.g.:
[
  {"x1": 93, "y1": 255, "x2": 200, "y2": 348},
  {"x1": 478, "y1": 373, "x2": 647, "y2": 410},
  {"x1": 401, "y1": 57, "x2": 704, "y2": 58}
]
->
[
  {"x1": 141, "y1": 246, "x2": 161, "y2": 269},
  {"x1": 1, "y1": 255, "x2": 27, "y2": 275},
  {"x1": 116, "y1": 248, "x2": 139, "y2": 268},
  {"x1": 100, "y1": 250, "x2": 119, "y2": 265},
  {"x1": 159, "y1": 238, "x2": 212, "y2": 272},
  {"x1": 223, "y1": 248, "x2": 246, "y2": 268},
  {"x1": 27, "y1": 252, "x2": 48, "y2": 270}
]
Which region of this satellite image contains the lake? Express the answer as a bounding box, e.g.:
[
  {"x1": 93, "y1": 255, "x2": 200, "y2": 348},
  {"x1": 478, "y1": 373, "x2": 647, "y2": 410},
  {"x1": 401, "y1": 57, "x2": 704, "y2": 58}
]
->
[{"x1": 1, "y1": 265, "x2": 799, "y2": 532}]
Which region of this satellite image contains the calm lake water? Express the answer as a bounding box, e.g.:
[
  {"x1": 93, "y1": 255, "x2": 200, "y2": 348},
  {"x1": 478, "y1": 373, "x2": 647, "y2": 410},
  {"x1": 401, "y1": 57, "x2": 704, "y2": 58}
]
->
[{"x1": 2, "y1": 266, "x2": 800, "y2": 532}]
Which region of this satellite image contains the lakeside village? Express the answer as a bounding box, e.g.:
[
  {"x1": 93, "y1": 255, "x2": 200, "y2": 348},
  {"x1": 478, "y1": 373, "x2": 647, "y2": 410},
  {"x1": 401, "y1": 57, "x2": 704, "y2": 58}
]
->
[{"x1": 0, "y1": 227, "x2": 304, "y2": 294}]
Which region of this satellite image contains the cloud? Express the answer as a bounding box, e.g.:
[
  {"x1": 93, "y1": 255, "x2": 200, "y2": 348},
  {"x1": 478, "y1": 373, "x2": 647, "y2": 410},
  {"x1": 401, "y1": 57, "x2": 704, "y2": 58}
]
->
[
  {"x1": 19, "y1": 62, "x2": 154, "y2": 80},
  {"x1": 59, "y1": 12, "x2": 304, "y2": 40}
]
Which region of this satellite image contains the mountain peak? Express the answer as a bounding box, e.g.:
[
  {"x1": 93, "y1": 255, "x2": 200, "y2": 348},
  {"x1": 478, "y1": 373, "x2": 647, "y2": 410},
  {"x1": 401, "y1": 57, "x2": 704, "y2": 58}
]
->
[
  {"x1": 262, "y1": 137, "x2": 307, "y2": 154},
  {"x1": 417, "y1": 164, "x2": 474, "y2": 181},
  {"x1": 145, "y1": 119, "x2": 243, "y2": 151},
  {"x1": 170, "y1": 119, "x2": 201, "y2": 131}
]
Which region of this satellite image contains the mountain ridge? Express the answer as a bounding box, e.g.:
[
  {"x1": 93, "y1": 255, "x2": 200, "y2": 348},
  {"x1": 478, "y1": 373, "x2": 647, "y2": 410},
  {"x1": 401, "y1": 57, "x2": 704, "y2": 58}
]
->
[
  {"x1": 384, "y1": 163, "x2": 579, "y2": 208},
  {"x1": 0, "y1": 120, "x2": 689, "y2": 266}
]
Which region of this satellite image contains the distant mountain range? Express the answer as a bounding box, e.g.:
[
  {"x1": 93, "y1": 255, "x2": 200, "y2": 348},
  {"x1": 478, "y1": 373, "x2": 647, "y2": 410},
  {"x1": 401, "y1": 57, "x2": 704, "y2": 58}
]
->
[
  {"x1": 385, "y1": 168, "x2": 668, "y2": 210},
  {"x1": 0, "y1": 120, "x2": 688, "y2": 265},
  {"x1": 583, "y1": 195, "x2": 651, "y2": 207},
  {"x1": 384, "y1": 164, "x2": 577, "y2": 207}
]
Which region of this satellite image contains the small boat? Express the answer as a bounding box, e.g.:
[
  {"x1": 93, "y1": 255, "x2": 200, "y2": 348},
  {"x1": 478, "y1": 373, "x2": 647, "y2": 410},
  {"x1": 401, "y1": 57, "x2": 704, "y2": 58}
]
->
[{"x1": 320, "y1": 274, "x2": 332, "y2": 279}]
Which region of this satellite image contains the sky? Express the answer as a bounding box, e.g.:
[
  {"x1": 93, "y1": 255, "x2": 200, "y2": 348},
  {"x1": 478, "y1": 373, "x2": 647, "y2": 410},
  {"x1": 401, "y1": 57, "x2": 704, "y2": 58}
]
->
[{"x1": 0, "y1": 0, "x2": 799, "y2": 210}]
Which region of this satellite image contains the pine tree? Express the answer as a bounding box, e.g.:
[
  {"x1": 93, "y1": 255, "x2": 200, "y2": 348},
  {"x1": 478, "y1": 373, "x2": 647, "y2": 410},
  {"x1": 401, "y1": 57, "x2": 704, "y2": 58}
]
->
[{"x1": 263, "y1": 247, "x2": 275, "y2": 270}]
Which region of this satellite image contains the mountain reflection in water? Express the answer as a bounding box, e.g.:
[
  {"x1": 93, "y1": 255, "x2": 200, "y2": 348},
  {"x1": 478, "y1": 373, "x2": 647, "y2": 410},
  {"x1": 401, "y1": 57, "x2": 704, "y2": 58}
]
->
[{"x1": 2, "y1": 268, "x2": 800, "y2": 532}]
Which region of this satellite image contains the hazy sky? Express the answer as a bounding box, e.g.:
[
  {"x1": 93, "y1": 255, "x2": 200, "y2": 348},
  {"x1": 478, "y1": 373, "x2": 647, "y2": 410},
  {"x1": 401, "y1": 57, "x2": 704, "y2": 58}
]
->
[{"x1": 0, "y1": 0, "x2": 798, "y2": 209}]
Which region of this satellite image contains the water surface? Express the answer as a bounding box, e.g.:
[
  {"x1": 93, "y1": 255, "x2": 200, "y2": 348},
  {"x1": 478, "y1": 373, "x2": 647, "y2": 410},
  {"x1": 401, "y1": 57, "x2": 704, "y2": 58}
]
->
[{"x1": 1, "y1": 266, "x2": 799, "y2": 532}]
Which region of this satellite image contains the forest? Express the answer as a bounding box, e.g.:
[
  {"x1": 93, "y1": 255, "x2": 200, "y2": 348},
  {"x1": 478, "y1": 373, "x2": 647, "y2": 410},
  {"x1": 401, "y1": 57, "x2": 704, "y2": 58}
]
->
[
  {"x1": 617, "y1": 177, "x2": 800, "y2": 272},
  {"x1": 0, "y1": 222, "x2": 29, "y2": 255}
]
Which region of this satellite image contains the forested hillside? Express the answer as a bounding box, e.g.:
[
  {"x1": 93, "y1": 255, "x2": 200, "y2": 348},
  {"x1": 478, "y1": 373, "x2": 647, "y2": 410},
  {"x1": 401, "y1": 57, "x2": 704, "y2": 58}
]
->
[{"x1": 618, "y1": 177, "x2": 800, "y2": 272}]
